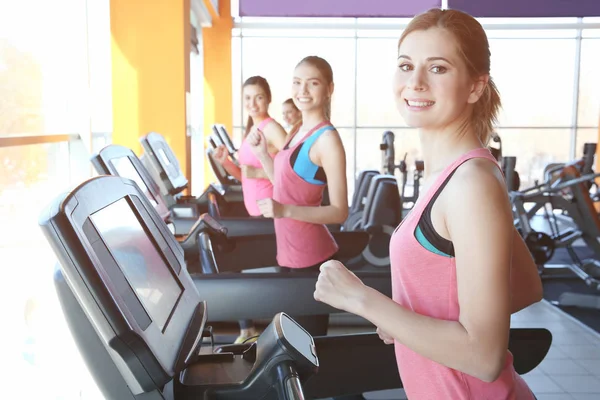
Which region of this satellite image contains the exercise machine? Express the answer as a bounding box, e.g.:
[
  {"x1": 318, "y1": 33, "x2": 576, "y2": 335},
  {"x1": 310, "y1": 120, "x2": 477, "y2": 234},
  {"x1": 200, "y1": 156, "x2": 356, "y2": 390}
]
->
[
  {"x1": 38, "y1": 175, "x2": 402, "y2": 399},
  {"x1": 380, "y1": 130, "x2": 423, "y2": 212},
  {"x1": 140, "y1": 131, "x2": 248, "y2": 219},
  {"x1": 511, "y1": 162, "x2": 600, "y2": 308},
  {"x1": 343, "y1": 170, "x2": 378, "y2": 231},
  {"x1": 39, "y1": 174, "x2": 552, "y2": 400}
]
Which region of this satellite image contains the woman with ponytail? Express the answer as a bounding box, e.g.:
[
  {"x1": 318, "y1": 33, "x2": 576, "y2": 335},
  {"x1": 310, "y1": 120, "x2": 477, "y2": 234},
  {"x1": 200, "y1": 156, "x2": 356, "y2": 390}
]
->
[
  {"x1": 281, "y1": 98, "x2": 302, "y2": 133},
  {"x1": 247, "y1": 56, "x2": 349, "y2": 337},
  {"x1": 213, "y1": 75, "x2": 287, "y2": 343},
  {"x1": 313, "y1": 9, "x2": 542, "y2": 400},
  {"x1": 214, "y1": 76, "x2": 287, "y2": 218}
]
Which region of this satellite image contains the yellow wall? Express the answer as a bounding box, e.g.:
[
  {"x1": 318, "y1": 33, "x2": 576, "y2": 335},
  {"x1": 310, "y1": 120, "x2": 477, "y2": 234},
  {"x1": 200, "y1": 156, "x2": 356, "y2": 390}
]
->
[
  {"x1": 110, "y1": 0, "x2": 189, "y2": 174},
  {"x1": 202, "y1": 0, "x2": 233, "y2": 185}
]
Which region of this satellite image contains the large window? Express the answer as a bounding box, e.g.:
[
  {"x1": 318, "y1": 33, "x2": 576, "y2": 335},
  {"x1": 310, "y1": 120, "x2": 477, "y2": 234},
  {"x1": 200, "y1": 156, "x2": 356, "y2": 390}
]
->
[
  {"x1": 356, "y1": 38, "x2": 406, "y2": 128},
  {"x1": 0, "y1": 1, "x2": 110, "y2": 398},
  {"x1": 578, "y1": 37, "x2": 600, "y2": 127},
  {"x1": 237, "y1": 33, "x2": 356, "y2": 128},
  {"x1": 233, "y1": 18, "x2": 600, "y2": 196},
  {"x1": 489, "y1": 35, "x2": 578, "y2": 127}
]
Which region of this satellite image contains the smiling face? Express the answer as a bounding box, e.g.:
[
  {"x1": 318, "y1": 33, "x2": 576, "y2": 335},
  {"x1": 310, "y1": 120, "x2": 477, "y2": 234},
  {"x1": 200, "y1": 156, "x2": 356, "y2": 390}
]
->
[
  {"x1": 243, "y1": 84, "x2": 270, "y2": 119},
  {"x1": 394, "y1": 27, "x2": 483, "y2": 131},
  {"x1": 292, "y1": 62, "x2": 333, "y2": 116},
  {"x1": 282, "y1": 102, "x2": 302, "y2": 126}
]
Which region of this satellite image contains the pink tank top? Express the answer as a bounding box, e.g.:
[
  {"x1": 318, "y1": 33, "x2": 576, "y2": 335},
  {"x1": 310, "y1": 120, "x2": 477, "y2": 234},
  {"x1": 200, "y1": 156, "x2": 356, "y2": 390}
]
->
[
  {"x1": 389, "y1": 148, "x2": 535, "y2": 400},
  {"x1": 272, "y1": 121, "x2": 338, "y2": 268},
  {"x1": 237, "y1": 118, "x2": 275, "y2": 216}
]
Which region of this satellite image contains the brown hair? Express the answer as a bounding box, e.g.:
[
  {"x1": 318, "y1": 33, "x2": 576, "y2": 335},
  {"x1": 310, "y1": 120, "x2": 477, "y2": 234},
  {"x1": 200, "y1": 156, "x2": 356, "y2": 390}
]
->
[
  {"x1": 282, "y1": 98, "x2": 299, "y2": 110},
  {"x1": 295, "y1": 56, "x2": 334, "y2": 121},
  {"x1": 243, "y1": 76, "x2": 272, "y2": 136},
  {"x1": 398, "y1": 8, "x2": 501, "y2": 145}
]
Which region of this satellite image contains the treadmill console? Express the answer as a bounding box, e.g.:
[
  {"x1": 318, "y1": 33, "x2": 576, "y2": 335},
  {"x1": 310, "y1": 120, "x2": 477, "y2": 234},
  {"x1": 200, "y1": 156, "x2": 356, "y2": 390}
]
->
[
  {"x1": 179, "y1": 312, "x2": 318, "y2": 399},
  {"x1": 272, "y1": 312, "x2": 319, "y2": 369},
  {"x1": 39, "y1": 176, "x2": 204, "y2": 393}
]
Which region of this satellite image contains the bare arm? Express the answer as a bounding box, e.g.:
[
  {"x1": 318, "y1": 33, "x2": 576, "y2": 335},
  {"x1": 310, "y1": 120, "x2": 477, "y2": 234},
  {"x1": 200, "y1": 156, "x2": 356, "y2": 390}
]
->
[
  {"x1": 282, "y1": 130, "x2": 349, "y2": 225},
  {"x1": 222, "y1": 159, "x2": 242, "y2": 181},
  {"x1": 347, "y1": 160, "x2": 513, "y2": 382},
  {"x1": 255, "y1": 153, "x2": 275, "y2": 183},
  {"x1": 242, "y1": 165, "x2": 268, "y2": 180},
  {"x1": 244, "y1": 122, "x2": 288, "y2": 181},
  {"x1": 510, "y1": 227, "x2": 543, "y2": 313},
  {"x1": 263, "y1": 121, "x2": 288, "y2": 152}
]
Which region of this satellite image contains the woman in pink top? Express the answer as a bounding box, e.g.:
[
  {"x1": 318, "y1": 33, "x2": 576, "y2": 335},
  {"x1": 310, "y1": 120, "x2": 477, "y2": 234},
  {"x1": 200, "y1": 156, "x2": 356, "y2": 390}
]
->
[
  {"x1": 214, "y1": 76, "x2": 287, "y2": 343},
  {"x1": 248, "y1": 56, "x2": 349, "y2": 336},
  {"x1": 314, "y1": 9, "x2": 543, "y2": 400},
  {"x1": 214, "y1": 76, "x2": 287, "y2": 217},
  {"x1": 281, "y1": 98, "x2": 302, "y2": 133}
]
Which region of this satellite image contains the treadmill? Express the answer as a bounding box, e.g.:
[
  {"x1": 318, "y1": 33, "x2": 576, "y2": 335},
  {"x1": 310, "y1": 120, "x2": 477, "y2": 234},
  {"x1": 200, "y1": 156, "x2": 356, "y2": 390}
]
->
[
  {"x1": 139, "y1": 131, "x2": 248, "y2": 219},
  {"x1": 38, "y1": 174, "x2": 403, "y2": 399},
  {"x1": 92, "y1": 144, "x2": 195, "y2": 233},
  {"x1": 206, "y1": 129, "x2": 241, "y2": 187},
  {"x1": 213, "y1": 124, "x2": 238, "y2": 159},
  {"x1": 90, "y1": 144, "x2": 277, "y2": 272},
  {"x1": 91, "y1": 144, "x2": 212, "y2": 268},
  {"x1": 39, "y1": 175, "x2": 552, "y2": 399}
]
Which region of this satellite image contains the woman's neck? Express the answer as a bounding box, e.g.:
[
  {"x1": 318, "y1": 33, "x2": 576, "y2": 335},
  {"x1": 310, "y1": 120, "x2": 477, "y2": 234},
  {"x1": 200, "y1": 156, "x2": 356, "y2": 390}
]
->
[
  {"x1": 418, "y1": 120, "x2": 483, "y2": 181},
  {"x1": 299, "y1": 110, "x2": 327, "y2": 133}
]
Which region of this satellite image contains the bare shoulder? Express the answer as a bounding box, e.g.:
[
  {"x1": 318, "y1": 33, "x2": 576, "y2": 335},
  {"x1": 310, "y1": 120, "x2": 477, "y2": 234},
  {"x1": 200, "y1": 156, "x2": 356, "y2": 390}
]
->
[
  {"x1": 315, "y1": 128, "x2": 344, "y2": 156},
  {"x1": 314, "y1": 127, "x2": 342, "y2": 148},
  {"x1": 439, "y1": 156, "x2": 511, "y2": 226},
  {"x1": 447, "y1": 157, "x2": 506, "y2": 198},
  {"x1": 263, "y1": 119, "x2": 287, "y2": 135},
  {"x1": 311, "y1": 128, "x2": 345, "y2": 166}
]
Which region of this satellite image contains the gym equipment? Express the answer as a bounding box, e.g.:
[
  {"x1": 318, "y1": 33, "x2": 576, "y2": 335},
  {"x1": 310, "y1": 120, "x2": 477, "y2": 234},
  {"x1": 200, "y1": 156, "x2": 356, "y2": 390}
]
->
[
  {"x1": 204, "y1": 171, "x2": 400, "y2": 271},
  {"x1": 39, "y1": 175, "x2": 552, "y2": 399},
  {"x1": 343, "y1": 170, "x2": 378, "y2": 231},
  {"x1": 380, "y1": 130, "x2": 423, "y2": 211},
  {"x1": 207, "y1": 126, "x2": 243, "y2": 187},
  {"x1": 140, "y1": 131, "x2": 248, "y2": 219},
  {"x1": 91, "y1": 144, "x2": 237, "y2": 270},
  {"x1": 398, "y1": 155, "x2": 424, "y2": 209},
  {"x1": 502, "y1": 156, "x2": 521, "y2": 192},
  {"x1": 490, "y1": 132, "x2": 521, "y2": 191},
  {"x1": 197, "y1": 212, "x2": 374, "y2": 276},
  {"x1": 213, "y1": 124, "x2": 238, "y2": 160},
  {"x1": 511, "y1": 162, "x2": 600, "y2": 307},
  {"x1": 544, "y1": 142, "x2": 596, "y2": 186},
  {"x1": 92, "y1": 144, "x2": 194, "y2": 233},
  {"x1": 345, "y1": 175, "x2": 402, "y2": 270},
  {"x1": 38, "y1": 175, "x2": 401, "y2": 398},
  {"x1": 380, "y1": 131, "x2": 396, "y2": 175},
  {"x1": 489, "y1": 132, "x2": 502, "y2": 161}
]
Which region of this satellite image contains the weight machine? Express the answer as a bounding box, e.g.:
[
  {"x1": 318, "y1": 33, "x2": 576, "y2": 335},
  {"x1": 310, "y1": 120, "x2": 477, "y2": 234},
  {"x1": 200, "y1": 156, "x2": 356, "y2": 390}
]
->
[{"x1": 380, "y1": 130, "x2": 424, "y2": 211}]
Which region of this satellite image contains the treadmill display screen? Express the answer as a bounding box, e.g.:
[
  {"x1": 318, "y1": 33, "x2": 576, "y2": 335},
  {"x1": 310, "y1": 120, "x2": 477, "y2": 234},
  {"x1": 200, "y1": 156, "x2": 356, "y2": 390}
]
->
[
  {"x1": 281, "y1": 314, "x2": 318, "y2": 367},
  {"x1": 91, "y1": 198, "x2": 182, "y2": 330},
  {"x1": 111, "y1": 156, "x2": 158, "y2": 207},
  {"x1": 158, "y1": 148, "x2": 172, "y2": 167}
]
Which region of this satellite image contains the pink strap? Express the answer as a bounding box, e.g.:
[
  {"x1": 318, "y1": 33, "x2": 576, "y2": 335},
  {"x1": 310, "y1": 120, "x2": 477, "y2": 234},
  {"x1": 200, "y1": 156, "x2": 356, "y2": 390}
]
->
[
  {"x1": 419, "y1": 148, "x2": 498, "y2": 207},
  {"x1": 256, "y1": 117, "x2": 274, "y2": 131}
]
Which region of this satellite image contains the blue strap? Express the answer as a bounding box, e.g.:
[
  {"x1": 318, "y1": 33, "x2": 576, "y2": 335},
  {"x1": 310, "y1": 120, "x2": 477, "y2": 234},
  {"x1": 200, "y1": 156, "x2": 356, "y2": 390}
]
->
[{"x1": 292, "y1": 125, "x2": 335, "y2": 185}]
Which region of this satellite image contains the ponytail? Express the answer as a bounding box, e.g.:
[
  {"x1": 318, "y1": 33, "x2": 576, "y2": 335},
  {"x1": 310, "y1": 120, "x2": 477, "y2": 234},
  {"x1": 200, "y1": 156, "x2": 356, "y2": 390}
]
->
[
  {"x1": 324, "y1": 98, "x2": 331, "y2": 121},
  {"x1": 244, "y1": 116, "x2": 254, "y2": 138},
  {"x1": 472, "y1": 77, "x2": 501, "y2": 146}
]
